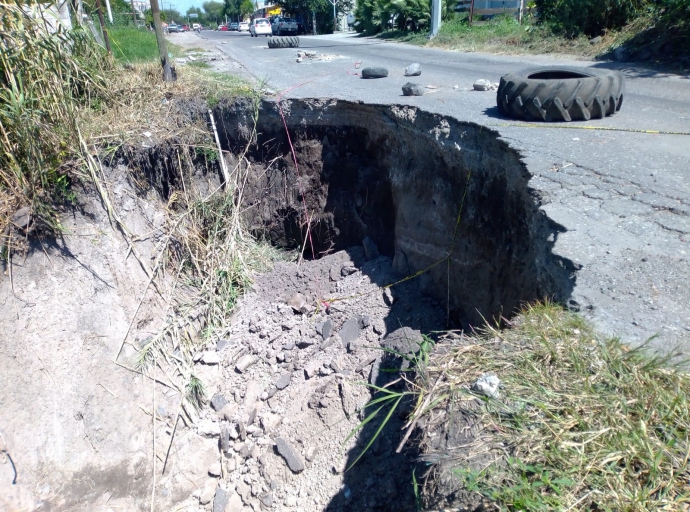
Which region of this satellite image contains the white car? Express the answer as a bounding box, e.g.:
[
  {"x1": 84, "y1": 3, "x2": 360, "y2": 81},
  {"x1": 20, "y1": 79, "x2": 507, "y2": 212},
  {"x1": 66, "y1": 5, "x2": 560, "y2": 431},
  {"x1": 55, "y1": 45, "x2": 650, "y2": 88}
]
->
[
  {"x1": 238, "y1": 21, "x2": 249, "y2": 32},
  {"x1": 249, "y1": 18, "x2": 271, "y2": 37}
]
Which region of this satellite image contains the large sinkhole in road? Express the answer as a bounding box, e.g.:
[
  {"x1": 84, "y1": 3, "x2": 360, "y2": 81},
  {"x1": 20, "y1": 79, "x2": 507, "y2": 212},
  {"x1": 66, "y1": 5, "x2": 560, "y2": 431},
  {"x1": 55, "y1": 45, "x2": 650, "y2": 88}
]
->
[{"x1": 217, "y1": 98, "x2": 575, "y2": 328}]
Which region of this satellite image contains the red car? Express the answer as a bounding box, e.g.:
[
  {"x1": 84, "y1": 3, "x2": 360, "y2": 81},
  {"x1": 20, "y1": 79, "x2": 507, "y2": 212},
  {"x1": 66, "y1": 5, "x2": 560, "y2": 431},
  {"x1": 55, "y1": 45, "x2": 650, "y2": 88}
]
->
[
  {"x1": 181, "y1": 24, "x2": 190, "y2": 31},
  {"x1": 218, "y1": 24, "x2": 228, "y2": 31}
]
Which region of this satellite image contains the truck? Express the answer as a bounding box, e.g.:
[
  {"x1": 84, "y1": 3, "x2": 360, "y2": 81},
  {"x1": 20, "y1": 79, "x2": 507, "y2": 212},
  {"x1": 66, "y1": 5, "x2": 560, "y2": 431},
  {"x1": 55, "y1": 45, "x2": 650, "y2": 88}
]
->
[{"x1": 270, "y1": 16, "x2": 297, "y2": 36}]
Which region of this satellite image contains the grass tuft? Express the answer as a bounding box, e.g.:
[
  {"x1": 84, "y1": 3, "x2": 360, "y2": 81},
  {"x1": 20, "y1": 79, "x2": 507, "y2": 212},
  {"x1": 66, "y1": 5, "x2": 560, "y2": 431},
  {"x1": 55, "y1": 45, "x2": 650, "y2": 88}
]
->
[{"x1": 415, "y1": 302, "x2": 690, "y2": 510}]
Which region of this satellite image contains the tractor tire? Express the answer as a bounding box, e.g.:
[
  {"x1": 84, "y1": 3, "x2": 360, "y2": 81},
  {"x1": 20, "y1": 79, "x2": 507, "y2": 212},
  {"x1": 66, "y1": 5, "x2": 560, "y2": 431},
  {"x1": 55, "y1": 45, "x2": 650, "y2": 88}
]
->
[
  {"x1": 267, "y1": 37, "x2": 299, "y2": 48},
  {"x1": 496, "y1": 67, "x2": 625, "y2": 122},
  {"x1": 361, "y1": 67, "x2": 389, "y2": 78}
]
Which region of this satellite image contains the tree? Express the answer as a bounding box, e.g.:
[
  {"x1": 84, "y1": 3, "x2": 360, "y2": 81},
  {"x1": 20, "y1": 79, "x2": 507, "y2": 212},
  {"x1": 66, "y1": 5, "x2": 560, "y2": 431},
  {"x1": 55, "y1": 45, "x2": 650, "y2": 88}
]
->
[
  {"x1": 187, "y1": 6, "x2": 206, "y2": 24},
  {"x1": 277, "y1": 0, "x2": 353, "y2": 33},
  {"x1": 203, "y1": 0, "x2": 224, "y2": 23},
  {"x1": 240, "y1": 0, "x2": 254, "y2": 17}
]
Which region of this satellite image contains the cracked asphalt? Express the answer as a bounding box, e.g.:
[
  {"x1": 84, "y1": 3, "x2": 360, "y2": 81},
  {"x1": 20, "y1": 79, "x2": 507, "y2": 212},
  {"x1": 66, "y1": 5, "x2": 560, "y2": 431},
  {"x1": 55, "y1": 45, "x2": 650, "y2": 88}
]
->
[{"x1": 174, "y1": 30, "x2": 690, "y2": 352}]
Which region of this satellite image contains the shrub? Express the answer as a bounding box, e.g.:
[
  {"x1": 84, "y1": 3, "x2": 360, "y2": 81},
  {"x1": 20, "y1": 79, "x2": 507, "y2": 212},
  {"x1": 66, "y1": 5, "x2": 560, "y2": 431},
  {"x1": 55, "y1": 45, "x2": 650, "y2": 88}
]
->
[{"x1": 536, "y1": 0, "x2": 649, "y2": 36}]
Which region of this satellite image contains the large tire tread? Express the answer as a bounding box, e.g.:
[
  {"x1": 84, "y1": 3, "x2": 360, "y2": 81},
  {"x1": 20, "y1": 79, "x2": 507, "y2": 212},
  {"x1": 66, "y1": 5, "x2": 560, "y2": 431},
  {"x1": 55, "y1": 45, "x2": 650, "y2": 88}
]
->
[{"x1": 496, "y1": 67, "x2": 625, "y2": 122}]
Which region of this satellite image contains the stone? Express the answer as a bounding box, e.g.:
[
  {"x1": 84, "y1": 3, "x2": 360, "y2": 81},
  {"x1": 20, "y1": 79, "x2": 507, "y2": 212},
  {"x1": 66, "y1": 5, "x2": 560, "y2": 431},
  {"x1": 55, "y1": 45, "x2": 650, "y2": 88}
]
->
[
  {"x1": 220, "y1": 426, "x2": 231, "y2": 452},
  {"x1": 402, "y1": 82, "x2": 424, "y2": 96},
  {"x1": 208, "y1": 461, "x2": 222, "y2": 476},
  {"x1": 260, "y1": 492, "x2": 274, "y2": 508},
  {"x1": 211, "y1": 393, "x2": 229, "y2": 411},
  {"x1": 275, "y1": 374, "x2": 291, "y2": 390},
  {"x1": 319, "y1": 337, "x2": 335, "y2": 351},
  {"x1": 296, "y1": 338, "x2": 317, "y2": 349},
  {"x1": 404, "y1": 62, "x2": 422, "y2": 76},
  {"x1": 358, "y1": 315, "x2": 371, "y2": 328},
  {"x1": 341, "y1": 265, "x2": 357, "y2": 277},
  {"x1": 304, "y1": 361, "x2": 321, "y2": 379},
  {"x1": 199, "y1": 479, "x2": 217, "y2": 505},
  {"x1": 471, "y1": 372, "x2": 501, "y2": 398},
  {"x1": 10, "y1": 207, "x2": 30, "y2": 228},
  {"x1": 236, "y1": 354, "x2": 256, "y2": 373},
  {"x1": 245, "y1": 382, "x2": 261, "y2": 406},
  {"x1": 473, "y1": 78, "x2": 491, "y2": 91},
  {"x1": 320, "y1": 319, "x2": 333, "y2": 340},
  {"x1": 305, "y1": 446, "x2": 318, "y2": 461},
  {"x1": 219, "y1": 403, "x2": 238, "y2": 422},
  {"x1": 261, "y1": 413, "x2": 281, "y2": 431},
  {"x1": 285, "y1": 495, "x2": 297, "y2": 507},
  {"x1": 338, "y1": 318, "x2": 361, "y2": 345},
  {"x1": 225, "y1": 492, "x2": 243, "y2": 512},
  {"x1": 287, "y1": 293, "x2": 309, "y2": 313},
  {"x1": 236, "y1": 480, "x2": 251, "y2": 503},
  {"x1": 226, "y1": 457, "x2": 236, "y2": 472},
  {"x1": 283, "y1": 341, "x2": 295, "y2": 351},
  {"x1": 362, "y1": 237, "x2": 379, "y2": 260},
  {"x1": 197, "y1": 419, "x2": 221, "y2": 437},
  {"x1": 201, "y1": 351, "x2": 221, "y2": 364},
  {"x1": 590, "y1": 35, "x2": 602, "y2": 44},
  {"x1": 275, "y1": 437, "x2": 306, "y2": 472},
  {"x1": 329, "y1": 265, "x2": 342, "y2": 281},
  {"x1": 383, "y1": 327, "x2": 422, "y2": 355}
]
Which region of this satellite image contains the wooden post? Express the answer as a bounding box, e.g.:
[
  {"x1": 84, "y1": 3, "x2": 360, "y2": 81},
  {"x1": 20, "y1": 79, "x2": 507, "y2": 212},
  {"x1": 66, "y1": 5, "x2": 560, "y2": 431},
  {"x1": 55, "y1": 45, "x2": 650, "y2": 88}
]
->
[
  {"x1": 150, "y1": 0, "x2": 175, "y2": 82},
  {"x1": 130, "y1": 0, "x2": 137, "y2": 25},
  {"x1": 518, "y1": 0, "x2": 524, "y2": 23},
  {"x1": 94, "y1": 0, "x2": 111, "y2": 53},
  {"x1": 469, "y1": 0, "x2": 475, "y2": 26}
]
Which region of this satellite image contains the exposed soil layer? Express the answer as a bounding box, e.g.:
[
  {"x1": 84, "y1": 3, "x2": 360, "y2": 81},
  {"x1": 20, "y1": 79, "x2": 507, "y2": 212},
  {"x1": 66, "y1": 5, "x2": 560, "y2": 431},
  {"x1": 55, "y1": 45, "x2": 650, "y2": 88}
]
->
[{"x1": 215, "y1": 98, "x2": 576, "y2": 328}]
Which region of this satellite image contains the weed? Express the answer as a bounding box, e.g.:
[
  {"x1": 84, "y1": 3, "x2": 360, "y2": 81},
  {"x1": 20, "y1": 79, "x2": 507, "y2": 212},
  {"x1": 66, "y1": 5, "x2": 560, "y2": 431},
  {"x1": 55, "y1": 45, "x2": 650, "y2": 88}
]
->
[{"x1": 413, "y1": 302, "x2": 690, "y2": 510}]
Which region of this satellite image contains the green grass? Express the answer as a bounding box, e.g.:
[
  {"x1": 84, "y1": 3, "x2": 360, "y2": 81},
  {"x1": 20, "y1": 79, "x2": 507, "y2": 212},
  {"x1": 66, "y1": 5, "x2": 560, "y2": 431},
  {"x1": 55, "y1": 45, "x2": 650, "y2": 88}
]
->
[
  {"x1": 414, "y1": 302, "x2": 690, "y2": 510},
  {"x1": 186, "y1": 60, "x2": 211, "y2": 69},
  {"x1": 108, "y1": 27, "x2": 160, "y2": 62}
]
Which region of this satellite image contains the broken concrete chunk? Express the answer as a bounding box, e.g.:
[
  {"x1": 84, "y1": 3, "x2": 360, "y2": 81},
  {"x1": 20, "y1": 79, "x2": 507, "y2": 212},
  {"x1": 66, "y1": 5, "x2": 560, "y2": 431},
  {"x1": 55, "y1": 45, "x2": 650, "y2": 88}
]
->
[
  {"x1": 473, "y1": 78, "x2": 491, "y2": 91},
  {"x1": 275, "y1": 437, "x2": 305, "y2": 472},
  {"x1": 341, "y1": 265, "x2": 357, "y2": 277},
  {"x1": 471, "y1": 372, "x2": 501, "y2": 398},
  {"x1": 201, "y1": 351, "x2": 221, "y2": 365},
  {"x1": 339, "y1": 318, "x2": 361, "y2": 345},
  {"x1": 219, "y1": 403, "x2": 238, "y2": 422},
  {"x1": 216, "y1": 338, "x2": 234, "y2": 351},
  {"x1": 211, "y1": 393, "x2": 228, "y2": 411},
  {"x1": 208, "y1": 461, "x2": 222, "y2": 477},
  {"x1": 275, "y1": 374, "x2": 291, "y2": 390},
  {"x1": 362, "y1": 237, "x2": 380, "y2": 260},
  {"x1": 235, "y1": 354, "x2": 255, "y2": 373},
  {"x1": 402, "y1": 82, "x2": 425, "y2": 96},
  {"x1": 199, "y1": 479, "x2": 217, "y2": 505},
  {"x1": 404, "y1": 62, "x2": 422, "y2": 76},
  {"x1": 287, "y1": 293, "x2": 309, "y2": 313}
]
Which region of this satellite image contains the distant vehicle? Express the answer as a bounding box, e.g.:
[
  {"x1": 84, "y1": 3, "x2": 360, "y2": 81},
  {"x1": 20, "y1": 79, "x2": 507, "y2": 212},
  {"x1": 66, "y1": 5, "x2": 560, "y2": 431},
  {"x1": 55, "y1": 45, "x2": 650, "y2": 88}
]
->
[
  {"x1": 217, "y1": 24, "x2": 228, "y2": 31},
  {"x1": 168, "y1": 24, "x2": 180, "y2": 33},
  {"x1": 249, "y1": 18, "x2": 271, "y2": 37},
  {"x1": 229, "y1": 22, "x2": 239, "y2": 31},
  {"x1": 181, "y1": 24, "x2": 190, "y2": 31},
  {"x1": 192, "y1": 23, "x2": 200, "y2": 30},
  {"x1": 271, "y1": 16, "x2": 297, "y2": 36},
  {"x1": 238, "y1": 21, "x2": 249, "y2": 32}
]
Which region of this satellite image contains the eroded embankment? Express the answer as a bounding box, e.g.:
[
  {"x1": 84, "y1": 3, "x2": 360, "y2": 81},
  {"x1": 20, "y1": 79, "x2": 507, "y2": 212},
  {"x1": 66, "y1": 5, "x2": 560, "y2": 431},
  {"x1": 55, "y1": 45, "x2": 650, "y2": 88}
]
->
[{"x1": 215, "y1": 98, "x2": 576, "y2": 327}]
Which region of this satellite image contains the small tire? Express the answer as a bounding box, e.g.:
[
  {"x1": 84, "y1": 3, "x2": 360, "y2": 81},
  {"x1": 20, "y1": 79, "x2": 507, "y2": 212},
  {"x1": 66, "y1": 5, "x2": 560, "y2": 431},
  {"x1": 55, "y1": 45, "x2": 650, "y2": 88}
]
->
[
  {"x1": 497, "y1": 67, "x2": 625, "y2": 122},
  {"x1": 361, "y1": 67, "x2": 389, "y2": 78}
]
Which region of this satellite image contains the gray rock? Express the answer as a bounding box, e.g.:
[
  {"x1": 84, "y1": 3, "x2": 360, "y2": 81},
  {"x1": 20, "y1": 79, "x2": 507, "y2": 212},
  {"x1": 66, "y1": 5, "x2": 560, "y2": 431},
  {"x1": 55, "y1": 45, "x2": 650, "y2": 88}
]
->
[
  {"x1": 297, "y1": 338, "x2": 317, "y2": 349},
  {"x1": 220, "y1": 425, "x2": 231, "y2": 452},
  {"x1": 283, "y1": 341, "x2": 295, "y2": 351},
  {"x1": 11, "y1": 207, "x2": 31, "y2": 228},
  {"x1": 275, "y1": 437, "x2": 306, "y2": 472},
  {"x1": 473, "y1": 79, "x2": 491, "y2": 91},
  {"x1": 216, "y1": 338, "x2": 234, "y2": 351},
  {"x1": 589, "y1": 36, "x2": 602, "y2": 45},
  {"x1": 402, "y1": 82, "x2": 424, "y2": 96},
  {"x1": 383, "y1": 327, "x2": 421, "y2": 355},
  {"x1": 199, "y1": 479, "x2": 217, "y2": 505},
  {"x1": 339, "y1": 318, "x2": 361, "y2": 345},
  {"x1": 304, "y1": 361, "x2": 321, "y2": 379},
  {"x1": 362, "y1": 237, "x2": 379, "y2": 260},
  {"x1": 275, "y1": 374, "x2": 291, "y2": 390},
  {"x1": 319, "y1": 319, "x2": 333, "y2": 340},
  {"x1": 260, "y1": 492, "x2": 274, "y2": 507},
  {"x1": 471, "y1": 372, "x2": 501, "y2": 399},
  {"x1": 358, "y1": 315, "x2": 371, "y2": 328},
  {"x1": 211, "y1": 393, "x2": 228, "y2": 411},
  {"x1": 329, "y1": 265, "x2": 342, "y2": 281},
  {"x1": 236, "y1": 354, "x2": 255, "y2": 373},
  {"x1": 208, "y1": 461, "x2": 222, "y2": 476},
  {"x1": 287, "y1": 293, "x2": 309, "y2": 313},
  {"x1": 319, "y1": 337, "x2": 335, "y2": 351},
  {"x1": 341, "y1": 265, "x2": 357, "y2": 276},
  {"x1": 404, "y1": 62, "x2": 422, "y2": 76}
]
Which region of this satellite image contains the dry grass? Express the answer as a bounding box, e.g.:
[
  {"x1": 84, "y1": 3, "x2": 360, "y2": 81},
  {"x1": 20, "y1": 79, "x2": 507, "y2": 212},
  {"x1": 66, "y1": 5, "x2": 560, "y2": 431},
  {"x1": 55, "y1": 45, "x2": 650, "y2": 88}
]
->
[{"x1": 413, "y1": 302, "x2": 690, "y2": 510}]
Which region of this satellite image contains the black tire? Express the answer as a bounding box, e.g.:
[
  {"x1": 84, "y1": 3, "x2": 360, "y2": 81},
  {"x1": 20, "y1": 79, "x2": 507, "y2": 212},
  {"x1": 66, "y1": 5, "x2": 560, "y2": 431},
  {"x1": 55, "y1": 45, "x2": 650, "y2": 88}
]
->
[
  {"x1": 361, "y1": 67, "x2": 388, "y2": 79},
  {"x1": 496, "y1": 67, "x2": 625, "y2": 122}
]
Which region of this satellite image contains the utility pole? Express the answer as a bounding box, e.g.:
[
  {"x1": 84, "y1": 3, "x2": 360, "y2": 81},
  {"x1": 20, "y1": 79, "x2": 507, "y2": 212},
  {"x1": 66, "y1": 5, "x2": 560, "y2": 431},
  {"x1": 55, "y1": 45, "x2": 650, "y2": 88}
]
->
[
  {"x1": 130, "y1": 0, "x2": 137, "y2": 24},
  {"x1": 103, "y1": 0, "x2": 113, "y2": 23},
  {"x1": 518, "y1": 0, "x2": 524, "y2": 24},
  {"x1": 94, "y1": 0, "x2": 112, "y2": 52},
  {"x1": 430, "y1": 0, "x2": 441, "y2": 36},
  {"x1": 469, "y1": 0, "x2": 475, "y2": 26},
  {"x1": 150, "y1": 0, "x2": 175, "y2": 81},
  {"x1": 325, "y1": 0, "x2": 337, "y2": 32}
]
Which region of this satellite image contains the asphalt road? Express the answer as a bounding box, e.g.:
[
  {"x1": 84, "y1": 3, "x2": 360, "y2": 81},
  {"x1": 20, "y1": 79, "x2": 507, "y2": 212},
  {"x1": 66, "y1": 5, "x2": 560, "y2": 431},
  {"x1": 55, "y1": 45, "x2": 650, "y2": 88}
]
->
[{"x1": 179, "y1": 30, "x2": 690, "y2": 352}]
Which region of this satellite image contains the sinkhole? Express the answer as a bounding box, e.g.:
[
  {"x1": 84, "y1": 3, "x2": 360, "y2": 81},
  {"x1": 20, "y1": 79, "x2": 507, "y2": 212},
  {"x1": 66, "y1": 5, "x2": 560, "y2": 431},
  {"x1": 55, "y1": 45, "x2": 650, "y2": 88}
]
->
[{"x1": 214, "y1": 98, "x2": 576, "y2": 328}]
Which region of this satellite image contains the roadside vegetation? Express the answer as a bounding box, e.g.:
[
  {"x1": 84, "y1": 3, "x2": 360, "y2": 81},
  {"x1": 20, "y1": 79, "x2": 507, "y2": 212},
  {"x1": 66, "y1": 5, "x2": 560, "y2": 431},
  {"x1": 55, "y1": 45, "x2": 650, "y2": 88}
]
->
[
  {"x1": 407, "y1": 302, "x2": 690, "y2": 510},
  {"x1": 355, "y1": 0, "x2": 690, "y2": 65}
]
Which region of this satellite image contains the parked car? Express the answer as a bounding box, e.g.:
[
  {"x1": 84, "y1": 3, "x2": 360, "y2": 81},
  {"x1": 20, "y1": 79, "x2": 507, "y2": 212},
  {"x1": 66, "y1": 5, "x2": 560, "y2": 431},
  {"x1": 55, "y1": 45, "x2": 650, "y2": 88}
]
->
[
  {"x1": 168, "y1": 24, "x2": 180, "y2": 33},
  {"x1": 249, "y1": 18, "x2": 272, "y2": 37},
  {"x1": 217, "y1": 24, "x2": 228, "y2": 31},
  {"x1": 229, "y1": 22, "x2": 239, "y2": 31},
  {"x1": 192, "y1": 23, "x2": 201, "y2": 30},
  {"x1": 271, "y1": 16, "x2": 297, "y2": 36},
  {"x1": 238, "y1": 21, "x2": 249, "y2": 32},
  {"x1": 181, "y1": 24, "x2": 190, "y2": 31}
]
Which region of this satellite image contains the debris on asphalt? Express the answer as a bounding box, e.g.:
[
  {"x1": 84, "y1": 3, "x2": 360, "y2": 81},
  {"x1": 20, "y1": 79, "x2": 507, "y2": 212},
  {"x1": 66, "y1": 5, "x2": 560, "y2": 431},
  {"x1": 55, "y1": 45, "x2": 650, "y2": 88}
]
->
[
  {"x1": 361, "y1": 67, "x2": 389, "y2": 78},
  {"x1": 404, "y1": 62, "x2": 422, "y2": 76},
  {"x1": 402, "y1": 82, "x2": 425, "y2": 96},
  {"x1": 473, "y1": 79, "x2": 499, "y2": 91}
]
